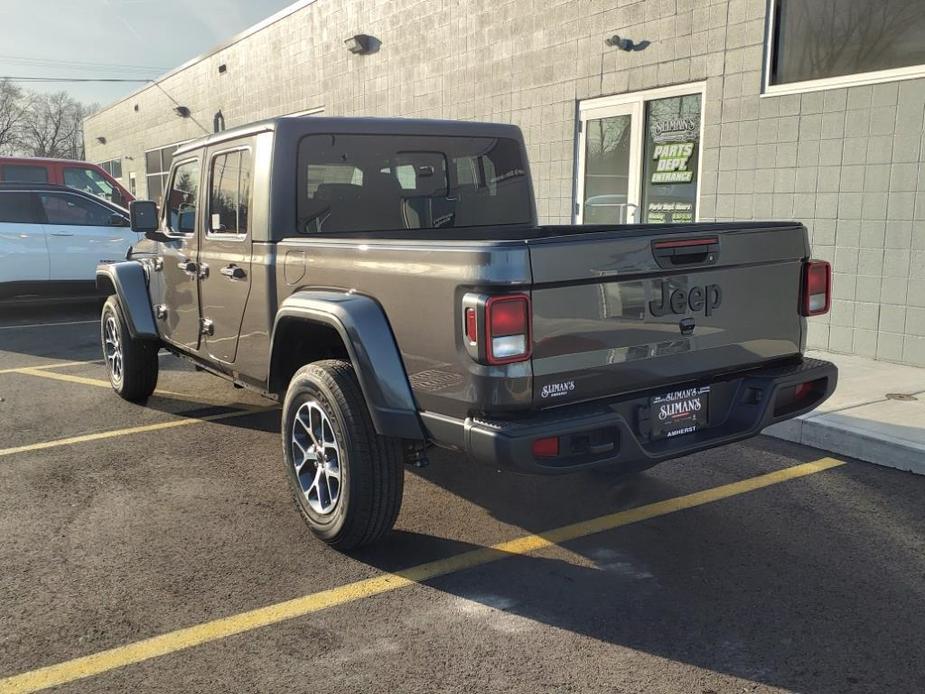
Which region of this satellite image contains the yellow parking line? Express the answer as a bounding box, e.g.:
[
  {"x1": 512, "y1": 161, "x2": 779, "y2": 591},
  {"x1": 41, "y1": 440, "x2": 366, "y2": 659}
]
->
[
  {"x1": 14, "y1": 367, "x2": 210, "y2": 402},
  {"x1": 0, "y1": 406, "x2": 277, "y2": 459},
  {"x1": 0, "y1": 319, "x2": 99, "y2": 331},
  {"x1": 0, "y1": 457, "x2": 845, "y2": 693},
  {"x1": 0, "y1": 361, "x2": 94, "y2": 375}
]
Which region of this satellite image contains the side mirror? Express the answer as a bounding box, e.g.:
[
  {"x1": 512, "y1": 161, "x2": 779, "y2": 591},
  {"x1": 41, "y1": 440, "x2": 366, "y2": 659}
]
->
[
  {"x1": 109, "y1": 213, "x2": 129, "y2": 227},
  {"x1": 130, "y1": 200, "x2": 170, "y2": 241}
]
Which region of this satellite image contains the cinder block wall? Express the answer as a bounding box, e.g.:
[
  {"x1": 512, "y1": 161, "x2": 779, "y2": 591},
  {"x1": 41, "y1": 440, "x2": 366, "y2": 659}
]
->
[{"x1": 85, "y1": 0, "x2": 925, "y2": 367}]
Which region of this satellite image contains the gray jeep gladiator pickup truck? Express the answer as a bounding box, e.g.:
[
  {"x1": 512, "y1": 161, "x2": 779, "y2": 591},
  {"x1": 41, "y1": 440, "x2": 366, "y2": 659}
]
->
[{"x1": 97, "y1": 116, "x2": 837, "y2": 549}]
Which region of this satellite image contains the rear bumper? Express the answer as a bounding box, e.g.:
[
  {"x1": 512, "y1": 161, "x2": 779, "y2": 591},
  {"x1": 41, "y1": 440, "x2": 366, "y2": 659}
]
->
[{"x1": 421, "y1": 357, "x2": 837, "y2": 475}]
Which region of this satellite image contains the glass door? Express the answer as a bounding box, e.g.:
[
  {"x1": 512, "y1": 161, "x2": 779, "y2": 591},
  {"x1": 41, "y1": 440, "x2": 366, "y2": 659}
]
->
[
  {"x1": 575, "y1": 102, "x2": 641, "y2": 224},
  {"x1": 575, "y1": 84, "x2": 705, "y2": 225}
]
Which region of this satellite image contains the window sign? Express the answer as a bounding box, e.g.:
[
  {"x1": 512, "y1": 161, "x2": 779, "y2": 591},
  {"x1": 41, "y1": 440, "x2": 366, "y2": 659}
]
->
[{"x1": 641, "y1": 94, "x2": 701, "y2": 224}]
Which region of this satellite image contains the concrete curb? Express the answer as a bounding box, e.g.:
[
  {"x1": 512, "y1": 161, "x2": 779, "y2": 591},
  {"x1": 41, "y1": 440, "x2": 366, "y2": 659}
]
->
[{"x1": 763, "y1": 351, "x2": 925, "y2": 475}]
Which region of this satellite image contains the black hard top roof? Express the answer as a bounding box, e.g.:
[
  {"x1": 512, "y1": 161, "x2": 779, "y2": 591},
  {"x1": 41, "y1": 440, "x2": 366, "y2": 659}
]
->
[{"x1": 174, "y1": 116, "x2": 525, "y2": 156}]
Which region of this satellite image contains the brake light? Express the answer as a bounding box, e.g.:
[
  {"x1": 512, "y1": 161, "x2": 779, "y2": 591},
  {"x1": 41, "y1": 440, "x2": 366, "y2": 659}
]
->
[
  {"x1": 486, "y1": 294, "x2": 531, "y2": 364},
  {"x1": 801, "y1": 260, "x2": 831, "y2": 316},
  {"x1": 532, "y1": 436, "x2": 559, "y2": 458}
]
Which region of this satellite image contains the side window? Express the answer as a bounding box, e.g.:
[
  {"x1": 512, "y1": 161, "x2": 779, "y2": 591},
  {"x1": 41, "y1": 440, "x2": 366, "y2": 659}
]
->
[
  {"x1": 39, "y1": 193, "x2": 113, "y2": 226},
  {"x1": 63, "y1": 167, "x2": 115, "y2": 202},
  {"x1": 165, "y1": 159, "x2": 201, "y2": 234},
  {"x1": 2, "y1": 165, "x2": 48, "y2": 183},
  {"x1": 0, "y1": 192, "x2": 38, "y2": 223},
  {"x1": 209, "y1": 149, "x2": 251, "y2": 236}
]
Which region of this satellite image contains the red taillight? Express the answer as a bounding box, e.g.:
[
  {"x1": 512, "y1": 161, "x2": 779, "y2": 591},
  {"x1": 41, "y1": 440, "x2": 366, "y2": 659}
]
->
[
  {"x1": 485, "y1": 294, "x2": 531, "y2": 364},
  {"x1": 802, "y1": 260, "x2": 831, "y2": 316},
  {"x1": 465, "y1": 307, "x2": 478, "y2": 343},
  {"x1": 532, "y1": 436, "x2": 559, "y2": 458}
]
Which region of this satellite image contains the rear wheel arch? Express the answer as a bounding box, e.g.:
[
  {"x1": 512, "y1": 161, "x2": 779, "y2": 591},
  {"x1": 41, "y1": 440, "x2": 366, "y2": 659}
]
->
[{"x1": 268, "y1": 292, "x2": 424, "y2": 441}]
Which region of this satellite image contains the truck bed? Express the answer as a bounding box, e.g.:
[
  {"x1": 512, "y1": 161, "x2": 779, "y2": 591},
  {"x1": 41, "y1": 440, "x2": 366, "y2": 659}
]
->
[{"x1": 277, "y1": 220, "x2": 809, "y2": 418}]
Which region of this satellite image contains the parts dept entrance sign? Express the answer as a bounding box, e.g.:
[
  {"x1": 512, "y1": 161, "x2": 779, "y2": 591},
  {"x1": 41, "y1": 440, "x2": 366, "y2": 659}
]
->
[{"x1": 642, "y1": 95, "x2": 702, "y2": 224}]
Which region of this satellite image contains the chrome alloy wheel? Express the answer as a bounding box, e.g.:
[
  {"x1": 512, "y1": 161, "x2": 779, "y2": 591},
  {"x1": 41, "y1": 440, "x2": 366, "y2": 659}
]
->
[
  {"x1": 103, "y1": 315, "x2": 123, "y2": 383},
  {"x1": 291, "y1": 400, "x2": 342, "y2": 515}
]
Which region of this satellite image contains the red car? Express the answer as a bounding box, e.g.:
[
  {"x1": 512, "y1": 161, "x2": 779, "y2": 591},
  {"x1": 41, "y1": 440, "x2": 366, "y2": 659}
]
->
[{"x1": 0, "y1": 157, "x2": 133, "y2": 207}]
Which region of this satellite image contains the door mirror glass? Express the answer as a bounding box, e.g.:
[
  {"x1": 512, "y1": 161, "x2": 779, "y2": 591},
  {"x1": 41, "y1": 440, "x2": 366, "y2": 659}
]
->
[{"x1": 129, "y1": 200, "x2": 159, "y2": 233}]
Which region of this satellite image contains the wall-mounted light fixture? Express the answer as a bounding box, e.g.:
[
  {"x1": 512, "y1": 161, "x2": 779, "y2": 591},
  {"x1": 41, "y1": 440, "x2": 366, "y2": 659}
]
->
[
  {"x1": 213, "y1": 110, "x2": 225, "y2": 133},
  {"x1": 344, "y1": 34, "x2": 378, "y2": 55},
  {"x1": 218, "y1": 63, "x2": 227, "y2": 74},
  {"x1": 605, "y1": 34, "x2": 650, "y2": 52},
  {"x1": 96, "y1": 136, "x2": 107, "y2": 145},
  {"x1": 174, "y1": 106, "x2": 191, "y2": 118}
]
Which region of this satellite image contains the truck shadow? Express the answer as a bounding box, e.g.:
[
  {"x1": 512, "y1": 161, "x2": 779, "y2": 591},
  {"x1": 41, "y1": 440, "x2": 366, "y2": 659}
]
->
[{"x1": 351, "y1": 440, "x2": 924, "y2": 693}]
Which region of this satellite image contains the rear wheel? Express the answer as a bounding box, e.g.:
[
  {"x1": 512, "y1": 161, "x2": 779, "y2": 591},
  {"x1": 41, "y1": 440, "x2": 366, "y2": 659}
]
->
[
  {"x1": 282, "y1": 360, "x2": 404, "y2": 550},
  {"x1": 101, "y1": 296, "x2": 159, "y2": 402}
]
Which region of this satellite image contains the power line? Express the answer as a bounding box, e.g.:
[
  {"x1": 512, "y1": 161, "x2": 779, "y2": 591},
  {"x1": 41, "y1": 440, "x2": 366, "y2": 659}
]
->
[
  {"x1": 0, "y1": 76, "x2": 155, "y2": 83},
  {"x1": 0, "y1": 55, "x2": 169, "y2": 72}
]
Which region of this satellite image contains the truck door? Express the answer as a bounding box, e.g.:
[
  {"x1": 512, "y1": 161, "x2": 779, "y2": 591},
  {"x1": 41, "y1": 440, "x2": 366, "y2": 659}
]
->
[
  {"x1": 156, "y1": 156, "x2": 203, "y2": 352},
  {"x1": 197, "y1": 146, "x2": 253, "y2": 364}
]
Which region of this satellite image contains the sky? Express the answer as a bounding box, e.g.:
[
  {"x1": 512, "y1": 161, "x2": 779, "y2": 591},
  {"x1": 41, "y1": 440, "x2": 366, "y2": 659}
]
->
[{"x1": 0, "y1": 0, "x2": 297, "y2": 106}]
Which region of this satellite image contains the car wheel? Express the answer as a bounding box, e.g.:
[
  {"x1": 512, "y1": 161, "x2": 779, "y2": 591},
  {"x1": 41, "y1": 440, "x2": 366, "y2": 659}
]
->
[
  {"x1": 101, "y1": 295, "x2": 159, "y2": 402},
  {"x1": 282, "y1": 359, "x2": 404, "y2": 550}
]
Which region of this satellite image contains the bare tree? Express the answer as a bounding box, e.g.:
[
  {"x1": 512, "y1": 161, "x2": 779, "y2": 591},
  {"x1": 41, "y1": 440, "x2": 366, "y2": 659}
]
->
[
  {"x1": 19, "y1": 91, "x2": 96, "y2": 159},
  {"x1": 0, "y1": 79, "x2": 29, "y2": 155}
]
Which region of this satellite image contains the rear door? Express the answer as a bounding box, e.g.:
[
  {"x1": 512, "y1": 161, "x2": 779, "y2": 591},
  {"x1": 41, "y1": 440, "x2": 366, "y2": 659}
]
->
[
  {"x1": 0, "y1": 191, "x2": 48, "y2": 284},
  {"x1": 38, "y1": 191, "x2": 134, "y2": 281},
  {"x1": 527, "y1": 223, "x2": 808, "y2": 407},
  {"x1": 197, "y1": 145, "x2": 253, "y2": 364}
]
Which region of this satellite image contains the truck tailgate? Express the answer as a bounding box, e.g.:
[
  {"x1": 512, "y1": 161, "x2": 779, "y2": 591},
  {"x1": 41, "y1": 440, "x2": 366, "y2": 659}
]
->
[{"x1": 527, "y1": 223, "x2": 809, "y2": 407}]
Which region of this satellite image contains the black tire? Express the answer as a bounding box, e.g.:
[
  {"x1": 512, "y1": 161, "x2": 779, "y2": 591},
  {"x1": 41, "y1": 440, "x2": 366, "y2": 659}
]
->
[
  {"x1": 101, "y1": 295, "x2": 159, "y2": 402},
  {"x1": 282, "y1": 359, "x2": 404, "y2": 550}
]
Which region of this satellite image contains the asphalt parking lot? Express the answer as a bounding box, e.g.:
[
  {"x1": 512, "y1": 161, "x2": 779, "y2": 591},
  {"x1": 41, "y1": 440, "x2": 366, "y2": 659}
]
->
[{"x1": 1, "y1": 301, "x2": 924, "y2": 694}]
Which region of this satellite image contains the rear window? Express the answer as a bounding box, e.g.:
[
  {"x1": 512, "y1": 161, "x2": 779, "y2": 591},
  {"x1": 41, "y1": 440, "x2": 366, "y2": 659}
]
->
[
  {"x1": 296, "y1": 134, "x2": 531, "y2": 234},
  {"x1": 2, "y1": 165, "x2": 48, "y2": 183},
  {"x1": 0, "y1": 192, "x2": 37, "y2": 223}
]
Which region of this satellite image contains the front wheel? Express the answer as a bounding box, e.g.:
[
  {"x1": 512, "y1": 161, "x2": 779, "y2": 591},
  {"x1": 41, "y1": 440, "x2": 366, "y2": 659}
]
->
[
  {"x1": 282, "y1": 360, "x2": 404, "y2": 550},
  {"x1": 101, "y1": 296, "x2": 159, "y2": 402}
]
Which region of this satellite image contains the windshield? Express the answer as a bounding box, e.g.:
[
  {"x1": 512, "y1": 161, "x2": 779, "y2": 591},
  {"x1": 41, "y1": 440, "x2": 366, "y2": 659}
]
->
[{"x1": 296, "y1": 133, "x2": 532, "y2": 233}]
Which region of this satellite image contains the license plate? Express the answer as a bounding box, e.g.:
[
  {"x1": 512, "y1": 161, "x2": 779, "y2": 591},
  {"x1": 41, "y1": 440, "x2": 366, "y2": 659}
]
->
[{"x1": 650, "y1": 386, "x2": 710, "y2": 440}]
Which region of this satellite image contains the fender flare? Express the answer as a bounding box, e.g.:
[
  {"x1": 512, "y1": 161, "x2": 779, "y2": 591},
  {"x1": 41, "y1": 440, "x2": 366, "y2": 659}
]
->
[
  {"x1": 96, "y1": 261, "x2": 158, "y2": 340},
  {"x1": 272, "y1": 291, "x2": 425, "y2": 441}
]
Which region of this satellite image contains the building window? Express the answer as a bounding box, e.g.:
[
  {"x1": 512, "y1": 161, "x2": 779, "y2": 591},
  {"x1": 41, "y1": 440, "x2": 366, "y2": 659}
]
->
[
  {"x1": 767, "y1": 0, "x2": 925, "y2": 92},
  {"x1": 144, "y1": 143, "x2": 184, "y2": 203},
  {"x1": 99, "y1": 158, "x2": 123, "y2": 179},
  {"x1": 209, "y1": 149, "x2": 252, "y2": 236}
]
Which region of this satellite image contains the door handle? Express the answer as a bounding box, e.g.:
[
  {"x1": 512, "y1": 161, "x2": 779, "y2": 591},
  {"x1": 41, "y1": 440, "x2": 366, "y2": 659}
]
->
[
  {"x1": 178, "y1": 260, "x2": 197, "y2": 275},
  {"x1": 220, "y1": 264, "x2": 246, "y2": 280},
  {"x1": 49, "y1": 232, "x2": 74, "y2": 237}
]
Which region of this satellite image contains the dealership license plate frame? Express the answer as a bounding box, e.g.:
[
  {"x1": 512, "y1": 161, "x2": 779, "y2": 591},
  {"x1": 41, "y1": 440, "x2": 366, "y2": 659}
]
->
[{"x1": 650, "y1": 386, "x2": 711, "y2": 440}]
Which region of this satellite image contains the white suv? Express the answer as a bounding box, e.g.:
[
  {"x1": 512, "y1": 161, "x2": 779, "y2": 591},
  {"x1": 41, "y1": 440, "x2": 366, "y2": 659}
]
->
[{"x1": 0, "y1": 183, "x2": 139, "y2": 299}]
